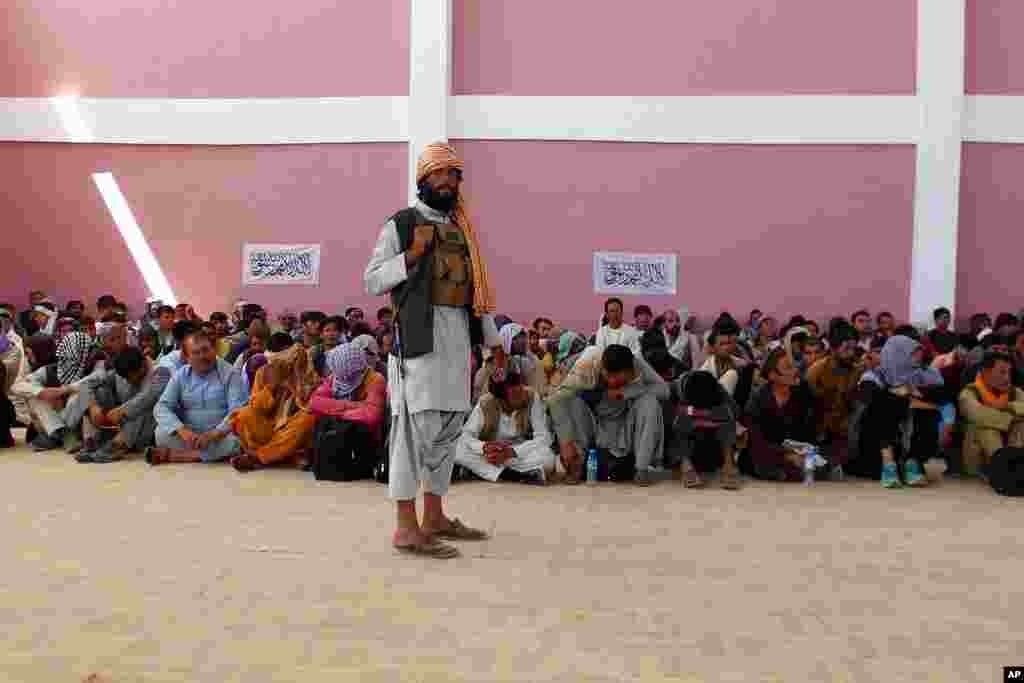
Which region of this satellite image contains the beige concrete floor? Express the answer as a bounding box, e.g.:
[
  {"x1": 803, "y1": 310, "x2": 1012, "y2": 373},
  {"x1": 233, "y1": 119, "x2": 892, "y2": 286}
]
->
[{"x1": 1, "y1": 435, "x2": 1020, "y2": 683}]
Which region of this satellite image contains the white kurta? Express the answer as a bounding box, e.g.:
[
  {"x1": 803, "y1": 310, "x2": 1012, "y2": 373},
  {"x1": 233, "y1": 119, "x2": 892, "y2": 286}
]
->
[
  {"x1": 595, "y1": 324, "x2": 641, "y2": 354},
  {"x1": 364, "y1": 200, "x2": 500, "y2": 416},
  {"x1": 365, "y1": 200, "x2": 501, "y2": 500},
  {"x1": 454, "y1": 393, "x2": 555, "y2": 481}
]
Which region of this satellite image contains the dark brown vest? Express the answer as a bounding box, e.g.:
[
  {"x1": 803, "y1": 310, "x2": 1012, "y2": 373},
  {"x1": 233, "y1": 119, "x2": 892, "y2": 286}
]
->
[{"x1": 389, "y1": 207, "x2": 483, "y2": 359}]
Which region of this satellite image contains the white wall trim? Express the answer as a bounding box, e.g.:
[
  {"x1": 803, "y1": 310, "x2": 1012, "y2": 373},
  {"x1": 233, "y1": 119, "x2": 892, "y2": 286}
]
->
[
  {"x1": 5, "y1": 94, "x2": 1024, "y2": 148},
  {"x1": 0, "y1": 0, "x2": 1014, "y2": 321},
  {"x1": 0, "y1": 94, "x2": 936, "y2": 146},
  {"x1": 407, "y1": 0, "x2": 452, "y2": 202},
  {"x1": 908, "y1": 0, "x2": 966, "y2": 325},
  {"x1": 451, "y1": 95, "x2": 921, "y2": 145},
  {"x1": 964, "y1": 95, "x2": 1024, "y2": 143},
  {"x1": 0, "y1": 96, "x2": 408, "y2": 145}
]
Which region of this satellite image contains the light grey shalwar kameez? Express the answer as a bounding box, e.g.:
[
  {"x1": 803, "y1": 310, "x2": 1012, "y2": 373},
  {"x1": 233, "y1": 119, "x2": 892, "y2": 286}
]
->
[{"x1": 364, "y1": 200, "x2": 500, "y2": 500}]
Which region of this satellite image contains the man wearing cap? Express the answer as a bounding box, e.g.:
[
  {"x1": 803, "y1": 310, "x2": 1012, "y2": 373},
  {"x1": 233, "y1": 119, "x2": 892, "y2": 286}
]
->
[
  {"x1": 18, "y1": 291, "x2": 47, "y2": 337},
  {"x1": 365, "y1": 143, "x2": 506, "y2": 559},
  {"x1": 31, "y1": 301, "x2": 59, "y2": 337},
  {"x1": 89, "y1": 321, "x2": 128, "y2": 371}
]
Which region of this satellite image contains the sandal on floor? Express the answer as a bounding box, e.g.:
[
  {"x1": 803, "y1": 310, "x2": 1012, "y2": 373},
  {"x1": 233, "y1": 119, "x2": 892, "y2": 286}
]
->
[
  {"x1": 144, "y1": 447, "x2": 169, "y2": 466},
  {"x1": 231, "y1": 453, "x2": 262, "y2": 472},
  {"x1": 683, "y1": 467, "x2": 705, "y2": 489},
  {"x1": 720, "y1": 465, "x2": 741, "y2": 490},
  {"x1": 394, "y1": 539, "x2": 461, "y2": 559},
  {"x1": 429, "y1": 518, "x2": 489, "y2": 541}
]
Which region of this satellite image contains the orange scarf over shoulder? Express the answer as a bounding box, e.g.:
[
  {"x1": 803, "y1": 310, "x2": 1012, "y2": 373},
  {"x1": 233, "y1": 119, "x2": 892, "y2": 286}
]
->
[{"x1": 974, "y1": 375, "x2": 1010, "y2": 411}]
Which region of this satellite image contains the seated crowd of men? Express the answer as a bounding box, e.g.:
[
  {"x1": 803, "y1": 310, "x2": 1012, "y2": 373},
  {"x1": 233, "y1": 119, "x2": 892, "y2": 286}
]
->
[{"x1": 2, "y1": 291, "x2": 1022, "y2": 492}]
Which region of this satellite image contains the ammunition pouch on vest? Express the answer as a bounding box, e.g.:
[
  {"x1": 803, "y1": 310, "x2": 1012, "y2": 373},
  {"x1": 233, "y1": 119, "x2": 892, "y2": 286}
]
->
[
  {"x1": 430, "y1": 224, "x2": 473, "y2": 307},
  {"x1": 389, "y1": 207, "x2": 483, "y2": 360}
]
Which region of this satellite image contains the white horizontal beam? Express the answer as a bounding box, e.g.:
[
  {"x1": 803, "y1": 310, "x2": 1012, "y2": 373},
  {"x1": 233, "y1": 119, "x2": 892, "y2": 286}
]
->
[
  {"x1": 5, "y1": 95, "x2": 1024, "y2": 147},
  {"x1": 451, "y1": 95, "x2": 921, "y2": 144},
  {"x1": 0, "y1": 97, "x2": 408, "y2": 144},
  {"x1": 964, "y1": 95, "x2": 1024, "y2": 143}
]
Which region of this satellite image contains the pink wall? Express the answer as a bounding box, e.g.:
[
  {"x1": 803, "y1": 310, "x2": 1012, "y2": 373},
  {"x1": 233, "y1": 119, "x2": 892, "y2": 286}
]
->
[
  {"x1": 0, "y1": 0, "x2": 409, "y2": 97},
  {"x1": 0, "y1": 1, "x2": 936, "y2": 334},
  {"x1": 454, "y1": 0, "x2": 916, "y2": 95},
  {"x1": 0, "y1": 142, "x2": 407, "y2": 319},
  {"x1": 1, "y1": 141, "x2": 917, "y2": 333},
  {"x1": 966, "y1": 0, "x2": 1024, "y2": 94},
  {"x1": 453, "y1": 141, "x2": 916, "y2": 336},
  {"x1": 956, "y1": 144, "x2": 1024, "y2": 317}
]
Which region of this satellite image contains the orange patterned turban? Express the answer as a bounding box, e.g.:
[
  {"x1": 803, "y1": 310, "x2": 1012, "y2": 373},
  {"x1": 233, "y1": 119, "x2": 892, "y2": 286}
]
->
[{"x1": 416, "y1": 143, "x2": 495, "y2": 316}]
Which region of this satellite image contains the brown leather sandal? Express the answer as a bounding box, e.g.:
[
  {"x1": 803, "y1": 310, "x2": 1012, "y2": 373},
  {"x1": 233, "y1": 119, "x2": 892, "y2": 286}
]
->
[
  {"x1": 428, "y1": 518, "x2": 489, "y2": 541},
  {"x1": 394, "y1": 539, "x2": 461, "y2": 559}
]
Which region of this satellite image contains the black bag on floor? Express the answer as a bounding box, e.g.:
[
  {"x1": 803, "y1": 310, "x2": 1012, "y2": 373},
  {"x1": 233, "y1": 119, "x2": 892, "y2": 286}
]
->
[
  {"x1": 312, "y1": 417, "x2": 381, "y2": 482},
  {"x1": 989, "y1": 447, "x2": 1024, "y2": 496}
]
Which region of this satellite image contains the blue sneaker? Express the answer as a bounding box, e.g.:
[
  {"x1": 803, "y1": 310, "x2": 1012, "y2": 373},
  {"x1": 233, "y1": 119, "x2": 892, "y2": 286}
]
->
[
  {"x1": 881, "y1": 463, "x2": 902, "y2": 489},
  {"x1": 903, "y1": 460, "x2": 929, "y2": 487}
]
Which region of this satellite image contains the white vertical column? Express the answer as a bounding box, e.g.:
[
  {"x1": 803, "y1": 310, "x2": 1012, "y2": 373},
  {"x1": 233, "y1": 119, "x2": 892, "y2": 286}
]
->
[
  {"x1": 407, "y1": 0, "x2": 453, "y2": 203},
  {"x1": 909, "y1": 0, "x2": 967, "y2": 325}
]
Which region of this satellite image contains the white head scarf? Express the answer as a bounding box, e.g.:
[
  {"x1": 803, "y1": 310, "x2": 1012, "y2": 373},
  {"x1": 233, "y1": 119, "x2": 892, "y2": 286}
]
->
[
  {"x1": 499, "y1": 323, "x2": 526, "y2": 356},
  {"x1": 350, "y1": 334, "x2": 380, "y2": 360},
  {"x1": 34, "y1": 305, "x2": 59, "y2": 336}
]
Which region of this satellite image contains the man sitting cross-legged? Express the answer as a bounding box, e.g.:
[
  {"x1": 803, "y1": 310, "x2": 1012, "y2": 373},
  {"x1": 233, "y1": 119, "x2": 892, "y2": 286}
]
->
[
  {"x1": 455, "y1": 367, "x2": 554, "y2": 484},
  {"x1": 11, "y1": 331, "x2": 96, "y2": 452},
  {"x1": 547, "y1": 344, "x2": 671, "y2": 486},
  {"x1": 959, "y1": 351, "x2": 1024, "y2": 479},
  {"x1": 148, "y1": 331, "x2": 247, "y2": 465},
  {"x1": 72, "y1": 347, "x2": 161, "y2": 463}
]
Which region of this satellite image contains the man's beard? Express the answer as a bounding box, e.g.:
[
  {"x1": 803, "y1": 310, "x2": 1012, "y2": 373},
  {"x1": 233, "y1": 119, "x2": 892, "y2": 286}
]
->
[
  {"x1": 418, "y1": 184, "x2": 458, "y2": 213},
  {"x1": 666, "y1": 326, "x2": 681, "y2": 338}
]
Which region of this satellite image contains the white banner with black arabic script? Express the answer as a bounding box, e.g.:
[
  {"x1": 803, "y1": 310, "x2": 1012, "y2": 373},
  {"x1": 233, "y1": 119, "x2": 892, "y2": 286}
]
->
[
  {"x1": 592, "y1": 251, "x2": 677, "y2": 296},
  {"x1": 242, "y1": 244, "x2": 321, "y2": 286}
]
